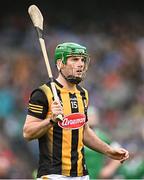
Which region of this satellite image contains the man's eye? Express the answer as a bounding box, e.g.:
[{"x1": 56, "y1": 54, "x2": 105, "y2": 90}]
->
[
  {"x1": 82, "y1": 58, "x2": 86, "y2": 63},
  {"x1": 72, "y1": 58, "x2": 78, "y2": 61}
]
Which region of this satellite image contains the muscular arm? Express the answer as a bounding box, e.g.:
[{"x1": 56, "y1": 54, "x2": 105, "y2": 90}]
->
[
  {"x1": 23, "y1": 115, "x2": 52, "y2": 141},
  {"x1": 23, "y1": 88, "x2": 63, "y2": 141},
  {"x1": 83, "y1": 123, "x2": 129, "y2": 162},
  {"x1": 23, "y1": 88, "x2": 51, "y2": 141},
  {"x1": 83, "y1": 123, "x2": 112, "y2": 155}
]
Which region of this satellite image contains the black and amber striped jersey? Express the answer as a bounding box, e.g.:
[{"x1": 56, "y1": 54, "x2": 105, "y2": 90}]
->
[{"x1": 27, "y1": 79, "x2": 89, "y2": 178}]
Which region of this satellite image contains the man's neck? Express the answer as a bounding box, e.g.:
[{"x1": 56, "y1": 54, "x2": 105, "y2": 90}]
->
[{"x1": 56, "y1": 74, "x2": 76, "y2": 91}]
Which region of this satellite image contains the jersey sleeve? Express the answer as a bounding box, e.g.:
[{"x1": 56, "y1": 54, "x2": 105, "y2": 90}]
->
[
  {"x1": 83, "y1": 88, "x2": 89, "y2": 122},
  {"x1": 27, "y1": 89, "x2": 48, "y2": 120}
]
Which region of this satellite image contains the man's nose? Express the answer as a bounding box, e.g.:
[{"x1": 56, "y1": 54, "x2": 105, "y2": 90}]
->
[{"x1": 78, "y1": 59, "x2": 84, "y2": 67}]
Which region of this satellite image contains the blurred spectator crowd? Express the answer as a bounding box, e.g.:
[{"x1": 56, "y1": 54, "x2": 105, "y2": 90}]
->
[{"x1": 0, "y1": 12, "x2": 144, "y2": 178}]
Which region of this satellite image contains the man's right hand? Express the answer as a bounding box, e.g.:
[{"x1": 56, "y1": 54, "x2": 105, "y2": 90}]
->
[{"x1": 51, "y1": 100, "x2": 63, "y2": 123}]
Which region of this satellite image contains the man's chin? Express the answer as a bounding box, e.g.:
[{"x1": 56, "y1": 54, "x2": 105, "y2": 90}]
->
[{"x1": 67, "y1": 76, "x2": 82, "y2": 84}]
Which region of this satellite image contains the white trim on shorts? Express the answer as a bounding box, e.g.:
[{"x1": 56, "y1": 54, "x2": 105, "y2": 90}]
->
[{"x1": 37, "y1": 174, "x2": 90, "y2": 180}]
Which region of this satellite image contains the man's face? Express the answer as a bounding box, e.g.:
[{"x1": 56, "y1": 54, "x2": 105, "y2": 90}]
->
[{"x1": 61, "y1": 56, "x2": 87, "y2": 79}]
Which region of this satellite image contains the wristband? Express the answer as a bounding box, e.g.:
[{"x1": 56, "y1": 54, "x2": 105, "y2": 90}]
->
[{"x1": 50, "y1": 119, "x2": 56, "y2": 125}]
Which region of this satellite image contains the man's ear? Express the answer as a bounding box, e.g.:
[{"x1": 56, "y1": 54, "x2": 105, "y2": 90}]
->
[{"x1": 56, "y1": 59, "x2": 64, "y2": 71}]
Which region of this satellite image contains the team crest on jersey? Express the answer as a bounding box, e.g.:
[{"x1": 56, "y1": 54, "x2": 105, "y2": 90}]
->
[{"x1": 58, "y1": 113, "x2": 86, "y2": 129}]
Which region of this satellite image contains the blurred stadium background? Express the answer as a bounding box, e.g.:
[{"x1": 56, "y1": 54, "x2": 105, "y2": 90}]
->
[{"x1": 0, "y1": 0, "x2": 144, "y2": 178}]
